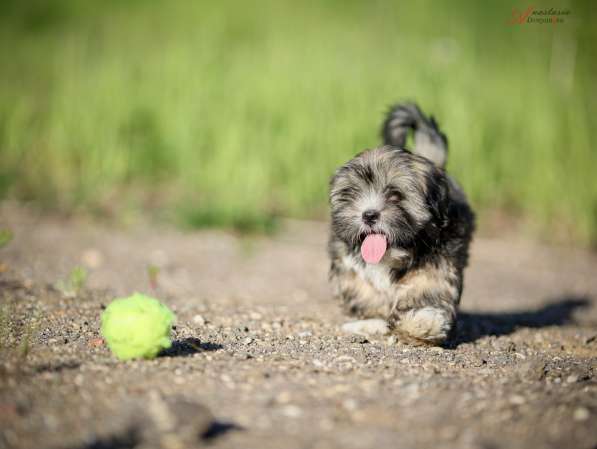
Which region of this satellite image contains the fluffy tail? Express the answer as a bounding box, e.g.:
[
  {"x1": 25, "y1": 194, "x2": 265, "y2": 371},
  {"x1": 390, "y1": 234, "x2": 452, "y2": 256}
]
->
[{"x1": 381, "y1": 103, "x2": 448, "y2": 167}]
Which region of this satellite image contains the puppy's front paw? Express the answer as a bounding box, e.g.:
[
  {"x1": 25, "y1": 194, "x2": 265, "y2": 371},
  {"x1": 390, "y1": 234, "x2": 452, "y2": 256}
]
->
[
  {"x1": 341, "y1": 319, "x2": 389, "y2": 336},
  {"x1": 395, "y1": 307, "x2": 452, "y2": 344}
]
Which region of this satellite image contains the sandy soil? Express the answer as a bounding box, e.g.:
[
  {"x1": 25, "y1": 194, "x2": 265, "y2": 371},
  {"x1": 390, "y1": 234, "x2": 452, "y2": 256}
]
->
[{"x1": 1, "y1": 203, "x2": 596, "y2": 449}]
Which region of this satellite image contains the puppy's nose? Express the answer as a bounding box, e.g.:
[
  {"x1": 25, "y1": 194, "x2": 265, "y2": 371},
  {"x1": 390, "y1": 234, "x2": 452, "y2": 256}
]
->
[{"x1": 362, "y1": 209, "x2": 380, "y2": 225}]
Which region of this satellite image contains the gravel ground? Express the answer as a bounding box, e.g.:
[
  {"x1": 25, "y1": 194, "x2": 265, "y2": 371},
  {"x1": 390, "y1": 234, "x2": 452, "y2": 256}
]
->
[{"x1": 1, "y1": 204, "x2": 596, "y2": 449}]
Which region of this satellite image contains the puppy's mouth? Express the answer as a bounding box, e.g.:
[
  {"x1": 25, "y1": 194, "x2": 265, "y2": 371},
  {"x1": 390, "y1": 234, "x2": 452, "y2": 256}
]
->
[
  {"x1": 357, "y1": 228, "x2": 388, "y2": 244},
  {"x1": 360, "y1": 232, "x2": 387, "y2": 264}
]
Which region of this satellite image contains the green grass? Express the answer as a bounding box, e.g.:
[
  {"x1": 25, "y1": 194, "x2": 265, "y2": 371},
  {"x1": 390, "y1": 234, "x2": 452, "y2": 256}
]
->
[
  {"x1": 0, "y1": 0, "x2": 596, "y2": 242},
  {"x1": 0, "y1": 228, "x2": 13, "y2": 248},
  {"x1": 55, "y1": 265, "x2": 88, "y2": 297}
]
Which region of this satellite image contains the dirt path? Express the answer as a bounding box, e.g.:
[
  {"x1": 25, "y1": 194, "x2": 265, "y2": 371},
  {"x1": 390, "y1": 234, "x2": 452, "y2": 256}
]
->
[{"x1": 1, "y1": 204, "x2": 596, "y2": 449}]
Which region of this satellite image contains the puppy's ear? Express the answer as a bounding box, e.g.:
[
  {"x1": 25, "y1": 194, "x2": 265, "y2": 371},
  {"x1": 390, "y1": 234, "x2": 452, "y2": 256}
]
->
[
  {"x1": 329, "y1": 166, "x2": 351, "y2": 206},
  {"x1": 425, "y1": 169, "x2": 449, "y2": 238}
]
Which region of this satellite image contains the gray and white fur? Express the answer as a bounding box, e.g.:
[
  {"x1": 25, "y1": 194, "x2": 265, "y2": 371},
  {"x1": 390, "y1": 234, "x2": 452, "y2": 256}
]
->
[{"x1": 328, "y1": 103, "x2": 474, "y2": 344}]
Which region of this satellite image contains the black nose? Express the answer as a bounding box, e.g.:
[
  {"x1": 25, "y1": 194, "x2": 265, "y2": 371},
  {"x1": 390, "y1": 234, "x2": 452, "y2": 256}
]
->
[{"x1": 362, "y1": 209, "x2": 380, "y2": 225}]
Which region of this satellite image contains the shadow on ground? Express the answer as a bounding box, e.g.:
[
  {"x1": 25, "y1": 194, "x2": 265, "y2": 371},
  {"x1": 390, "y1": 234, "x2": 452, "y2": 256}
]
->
[
  {"x1": 63, "y1": 427, "x2": 140, "y2": 449},
  {"x1": 159, "y1": 337, "x2": 223, "y2": 357},
  {"x1": 62, "y1": 420, "x2": 241, "y2": 449},
  {"x1": 202, "y1": 421, "x2": 244, "y2": 440},
  {"x1": 451, "y1": 295, "x2": 591, "y2": 346}
]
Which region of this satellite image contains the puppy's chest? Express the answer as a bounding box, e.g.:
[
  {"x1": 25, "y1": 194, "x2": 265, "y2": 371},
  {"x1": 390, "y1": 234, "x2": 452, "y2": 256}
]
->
[{"x1": 341, "y1": 254, "x2": 396, "y2": 292}]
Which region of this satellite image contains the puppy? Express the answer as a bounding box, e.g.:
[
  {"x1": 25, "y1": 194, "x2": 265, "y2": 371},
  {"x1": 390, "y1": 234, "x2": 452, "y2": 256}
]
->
[{"x1": 328, "y1": 103, "x2": 474, "y2": 344}]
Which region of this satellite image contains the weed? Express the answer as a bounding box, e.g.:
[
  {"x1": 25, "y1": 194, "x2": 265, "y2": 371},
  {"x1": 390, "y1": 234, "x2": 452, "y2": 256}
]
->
[
  {"x1": 55, "y1": 266, "x2": 88, "y2": 297},
  {"x1": 0, "y1": 229, "x2": 13, "y2": 249}
]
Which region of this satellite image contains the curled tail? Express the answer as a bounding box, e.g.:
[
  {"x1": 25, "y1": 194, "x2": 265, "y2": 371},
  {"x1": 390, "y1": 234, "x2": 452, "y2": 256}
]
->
[{"x1": 381, "y1": 103, "x2": 448, "y2": 168}]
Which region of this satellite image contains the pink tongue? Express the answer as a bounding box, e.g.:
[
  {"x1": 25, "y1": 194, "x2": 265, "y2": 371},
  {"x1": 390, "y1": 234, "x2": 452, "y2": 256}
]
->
[{"x1": 360, "y1": 234, "x2": 387, "y2": 264}]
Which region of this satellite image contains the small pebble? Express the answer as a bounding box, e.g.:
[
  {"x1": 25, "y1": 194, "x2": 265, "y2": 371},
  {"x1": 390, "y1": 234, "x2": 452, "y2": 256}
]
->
[
  {"x1": 74, "y1": 374, "x2": 84, "y2": 386},
  {"x1": 81, "y1": 249, "x2": 103, "y2": 268},
  {"x1": 342, "y1": 399, "x2": 358, "y2": 411},
  {"x1": 350, "y1": 335, "x2": 369, "y2": 344},
  {"x1": 281, "y1": 405, "x2": 302, "y2": 418},
  {"x1": 517, "y1": 360, "x2": 546, "y2": 381},
  {"x1": 234, "y1": 352, "x2": 253, "y2": 360},
  {"x1": 192, "y1": 315, "x2": 206, "y2": 326},
  {"x1": 220, "y1": 374, "x2": 233, "y2": 383},
  {"x1": 88, "y1": 338, "x2": 104, "y2": 348},
  {"x1": 275, "y1": 391, "x2": 292, "y2": 404},
  {"x1": 573, "y1": 407, "x2": 590, "y2": 421}
]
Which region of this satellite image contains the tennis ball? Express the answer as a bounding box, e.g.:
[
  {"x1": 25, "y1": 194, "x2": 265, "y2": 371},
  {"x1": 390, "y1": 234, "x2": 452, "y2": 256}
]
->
[{"x1": 100, "y1": 293, "x2": 175, "y2": 360}]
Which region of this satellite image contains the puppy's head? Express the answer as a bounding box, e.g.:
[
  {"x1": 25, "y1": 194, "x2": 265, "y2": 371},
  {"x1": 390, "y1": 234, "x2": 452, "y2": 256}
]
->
[{"x1": 329, "y1": 146, "x2": 448, "y2": 257}]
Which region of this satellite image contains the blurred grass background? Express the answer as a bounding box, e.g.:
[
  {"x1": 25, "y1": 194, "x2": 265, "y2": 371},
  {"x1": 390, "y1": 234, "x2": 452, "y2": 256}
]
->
[{"x1": 0, "y1": 0, "x2": 595, "y2": 242}]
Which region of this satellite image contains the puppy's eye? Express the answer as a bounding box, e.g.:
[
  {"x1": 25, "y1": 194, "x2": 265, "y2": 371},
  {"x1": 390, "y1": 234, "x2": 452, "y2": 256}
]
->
[
  {"x1": 335, "y1": 187, "x2": 358, "y2": 202},
  {"x1": 385, "y1": 188, "x2": 403, "y2": 203}
]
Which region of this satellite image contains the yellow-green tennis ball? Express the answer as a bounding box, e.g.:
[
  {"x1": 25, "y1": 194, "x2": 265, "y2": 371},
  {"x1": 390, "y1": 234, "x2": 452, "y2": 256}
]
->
[{"x1": 100, "y1": 293, "x2": 175, "y2": 360}]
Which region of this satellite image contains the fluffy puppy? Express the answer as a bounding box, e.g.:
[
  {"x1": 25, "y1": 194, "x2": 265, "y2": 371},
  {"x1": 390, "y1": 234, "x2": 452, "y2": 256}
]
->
[{"x1": 328, "y1": 103, "x2": 474, "y2": 344}]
